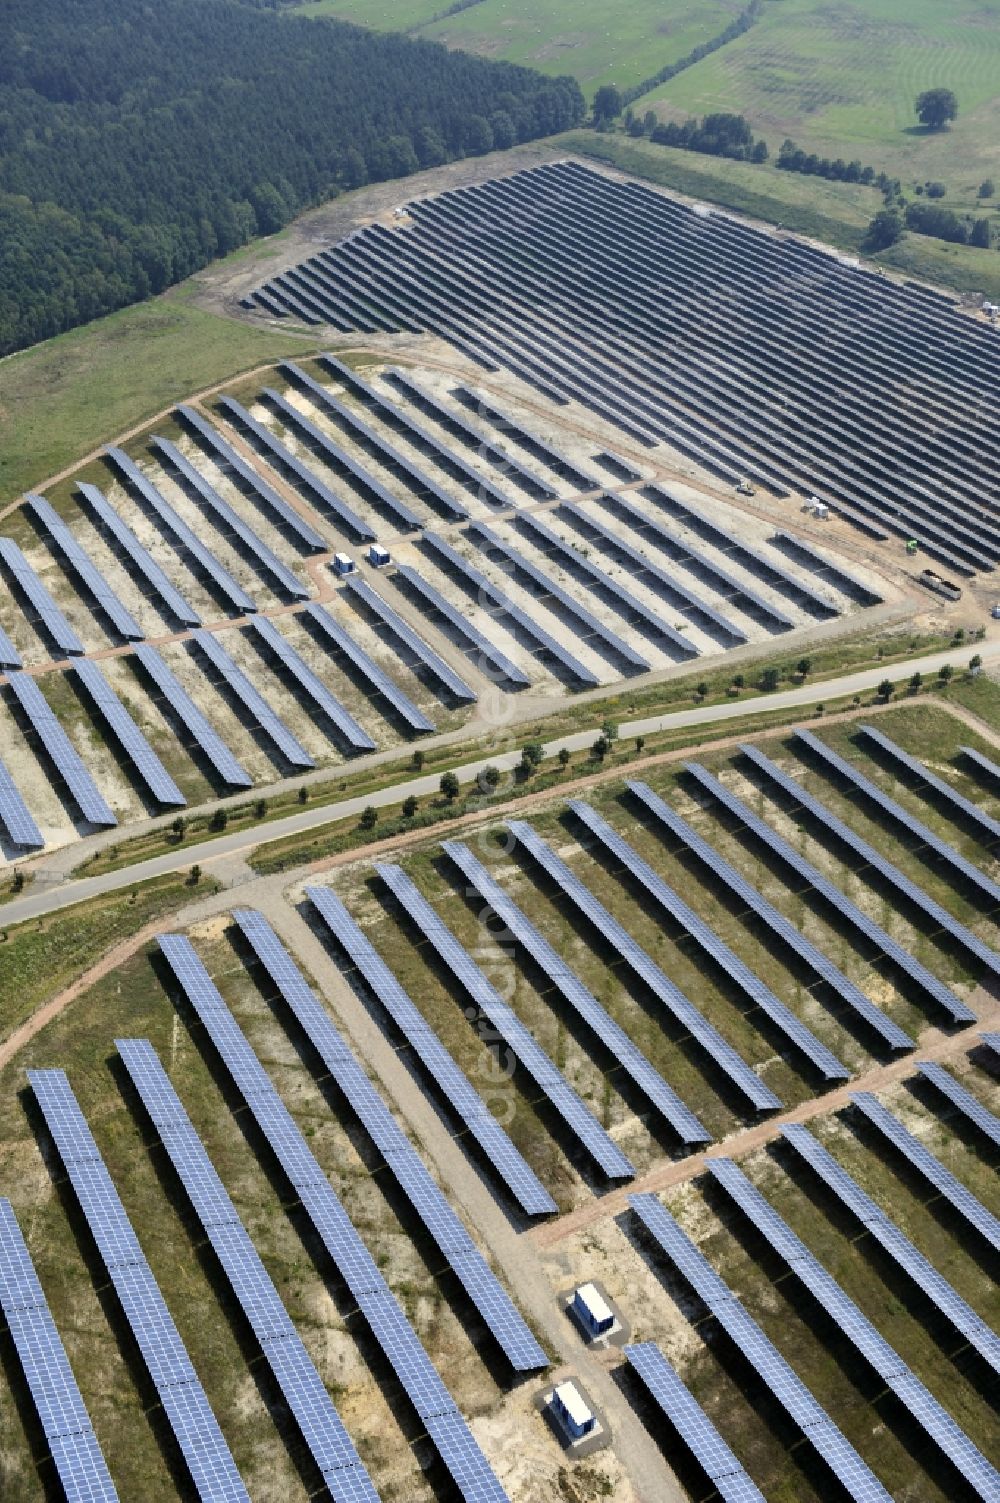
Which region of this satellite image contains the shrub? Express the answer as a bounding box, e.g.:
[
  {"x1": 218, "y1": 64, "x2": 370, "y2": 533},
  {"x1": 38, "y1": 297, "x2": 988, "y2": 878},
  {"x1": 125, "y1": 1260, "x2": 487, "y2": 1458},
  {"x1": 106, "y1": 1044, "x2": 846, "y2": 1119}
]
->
[
  {"x1": 439, "y1": 770, "x2": 460, "y2": 800},
  {"x1": 209, "y1": 808, "x2": 228, "y2": 832},
  {"x1": 359, "y1": 805, "x2": 378, "y2": 830},
  {"x1": 402, "y1": 795, "x2": 418, "y2": 818},
  {"x1": 558, "y1": 747, "x2": 571, "y2": 768},
  {"x1": 759, "y1": 666, "x2": 780, "y2": 691}
]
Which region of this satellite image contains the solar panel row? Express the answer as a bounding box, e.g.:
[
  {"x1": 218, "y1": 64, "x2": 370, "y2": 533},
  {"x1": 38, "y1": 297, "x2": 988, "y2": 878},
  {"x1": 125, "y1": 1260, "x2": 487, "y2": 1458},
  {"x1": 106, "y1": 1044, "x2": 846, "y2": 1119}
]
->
[
  {"x1": 767, "y1": 532, "x2": 883, "y2": 606},
  {"x1": 441, "y1": 840, "x2": 710, "y2": 1143},
  {"x1": 625, "y1": 780, "x2": 913, "y2": 1051},
  {"x1": 0, "y1": 752, "x2": 44, "y2": 850},
  {"x1": 569, "y1": 799, "x2": 848, "y2": 1080},
  {"x1": 193, "y1": 630, "x2": 314, "y2": 768},
  {"x1": 449, "y1": 386, "x2": 599, "y2": 492},
  {"x1": 131, "y1": 644, "x2": 251, "y2": 789},
  {"x1": 375, "y1": 862, "x2": 635, "y2": 1179},
  {"x1": 155, "y1": 934, "x2": 512, "y2": 1503},
  {"x1": 0, "y1": 537, "x2": 84, "y2": 657},
  {"x1": 915, "y1": 1062, "x2": 1000, "y2": 1147},
  {"x1": 72, "y1": 658, "x2": 186, "y2": 808},
  {"x1": 628, "y1": 1193, "x2": 892, "y2": 1503},
  {"x1": 305, "y1": 885, "x2": 555, "y2": 1215},
  {"x1": 342, "y1": 575, "x2": 477, "y2": 702},
  {"x1": 28, "y1": 1069, "x2": 251, "y2": 1503},
  {"x1": 302, "y1": 602, "x2": 434, "y2": 731},
  {"x1": 506, "y1": 819, "x2": 780, "y2": 1112},
  {"x1": 0, "y1": 620, "x2": 21, "y2": 669},
  {"x1": 25, "y1": 495, "x2": 144, "y2": 642},
  {"x1": 116, "y1": 1039, "x2": 381, "y2": 1503},
  {"x1": 6, "y1": 670, "x2": 116, "y2": 828},
  {"x1": 959, "y1": 746, "x2": 1000, "y2": 791},
  {"x1": 390, "y1": 565, "x2": 530, "y2": 688},
  {"x1": 0, "y1": 1198, "x2": 120, "y2": 1503},
  {"x1": 247, "y1": 617, "x2": 375, "y2": 752},
  {"x1": 230, "y1": 909, "x2": 546, "y2": 1372},
  {"x1": 857, "y1": 724, "x2": 1000, "y2": 845},
  {"x1": 77, "y1": 483, "x2": 202, "y2": 628}
]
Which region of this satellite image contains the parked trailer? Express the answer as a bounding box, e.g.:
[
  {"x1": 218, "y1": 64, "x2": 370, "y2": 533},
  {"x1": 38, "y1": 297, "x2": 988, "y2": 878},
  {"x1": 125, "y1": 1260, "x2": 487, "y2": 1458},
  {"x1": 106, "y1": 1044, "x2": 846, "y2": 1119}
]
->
[{"x1": 918, "y1": 568, "x2": 962, "y2": 602}]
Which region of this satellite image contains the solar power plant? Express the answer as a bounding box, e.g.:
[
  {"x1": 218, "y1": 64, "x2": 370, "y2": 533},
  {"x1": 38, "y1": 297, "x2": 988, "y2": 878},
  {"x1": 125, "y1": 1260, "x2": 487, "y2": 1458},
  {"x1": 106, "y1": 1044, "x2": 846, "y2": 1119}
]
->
[
  {"x1": 849, "y1": 1093, "x2": 1000, "y2": 1251},
  {"x1": 341, "y1": 575, "x2": 477, "y2": 702},
  {"x1": 246, "y1": 617, "x2": 375, "y2": 752},
  {"x1": 625, "y1": 780, "x2": 914, "y2": 1051},
  {"x1": 915, "y1": 1062, "x2": 1000, "y2": 1146},
  {"x1": 780, "y1": 1124, "x2": 1000, "y2": 1373},
  {"x1": 71, "y1": 659, "x2": 186, "y2": 808},
  {"x1": 706, "y1": 1158, "x2": 1000, "y2": 1501},
  {"x1": 305, "y1": 884, "x2": 556, "y2": 1215},
  {"x1": 302, "y1": 602, "x2": 434, "y2": 731},
  {"x1": 0, "y1": 537, "x2": 85, "y2": 657},
  {"x1": 155, "y1": 933, "x2": 513, "y2": 1503},
  {"x1": 131, "y1": 644, "x2": 251, "y2": 789},
  {"x1": 468, "y1": 522, "x2": 651, "y2": 672},
  {"x1": 623, "y1": 1342, "x2": 765, "y2": 1503},
  {"x1": 316, "y1": 355, "x2": 514, "y2": 509},
  {"x1": 857, "y1": 724, "x2": 1000, "y2": 845},
  {"x1": 734, "y1": 744, "x2": 1000, "y2": 985},
  {"x1": 569, "y1": 799, "x2": 848, "y2": 1080},
  {"x1": 767, "y1": 533, "x2": 884, "y2": 606},
  {"x1": 214, "y1": 397, "x2": 376, "y2": 542},
  {"x1": 505, "y1": 819, "x2": 781, "y2": 1113},
  {"x1": 174, "y1": 405, "x2": 327, "y2": 552},
  {"x1": 449, "y1": 386, "x2": 600, "y2": 491},
  {"x1": 278, "y1": 362, "x2": 469, "y2": 521},
  {"x1": 229, "y1": 909, "x2": 546, "y2": 1372},
  {"x1": 254, "y1": 162, "x2": 1000, "y2": 570},
  {"x1": 115, "y1": 1038, "x2": 381, "y2": 1503},
  {"x1": 390, "y1": 566, "x2": 530, "y2": 688},
  {"x1": 77, "y1": 483, "x2": 202, "y2": 628},
  {"x1": 150, "y1": 438, "x2": 310, "y2": 600},
  {"x1": 24, "y1": 495, "x2": 144, "y2": 643},
  {"x1": 685, "y1": 762, "x2": 974, "y2": 1021},
  {"x1": 5, "y1": 671, "x2": 116, "y2": 827},
  {"x1": 374, "y1": 862, "x2": 636, "y2": 1179},
  {"x1": 192, "y1": 630, "x2": 314, "y2": 768},
  {"x1": 628, "y1": 1193, "x2": 893, "y2": 1503},
  {"x1": 790, "y1": 730, "x2": 1000, "y2": 907},
  {"x1": 0, "y1": 752, "x2": 44, "y2": 849},
  {"x1": 440, "y1": 839, "x2": 710, "y2": 1143},
  {"x1": 960, "y1": 746, "x2": 1000, "y2": 791},
  {"x1": 512, "y1": 511, "x2": 698, "y2": 659},
  {"x1": 0, "y1": 1198, "x2": 120, "y2": 1503},
  {"x1": 27, "y1": 1068, "x2": 251, "y2": 1503},
  {"x1": 419, "y1": 532, "x2": 597, "y2": 684},
  {"x1": 103, "y1": 448, "x2": 256, "y2": 615}
]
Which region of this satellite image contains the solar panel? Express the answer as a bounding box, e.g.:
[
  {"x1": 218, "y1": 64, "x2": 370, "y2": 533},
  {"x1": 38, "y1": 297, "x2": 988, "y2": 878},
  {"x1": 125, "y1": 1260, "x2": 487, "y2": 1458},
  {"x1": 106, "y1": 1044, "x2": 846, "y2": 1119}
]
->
[
  {"x1": 151, "y1": 438, "x2": 309, "y2": 600},
  {"x1": 469, "y1": 523, "x2": 650, "y2": 671},
  {"x1": 103, "y1": 448, "x2": 256, "y2": 615},
  {"x1": 420, "y1": 532, "x2": 597, "y2": 684},
  {"x1": 450, "y1": 386, "x2": 601, "y2": 490},
  {"x1": 218, "y1": 398, "x2": 378, "y2": 541},
  {"x1": 739, "y1": 743, "x2": 1000, "y2": 983},
  {"x1": 506, "y1": 820, "x2": 781, "y2": 1112},
  {"x1": 0, "y1": 752, "x2": 43, "y2": 849},
  {"x1": 0, "y1": 621, "x2": 21, "y2": 669},
  {"x1": 685, "y1": 763, "x2": 973, "y2": 1020},
  {"x1": 441, "y1": 840, "x2": 710, "y2": 1142},
  {"x1": 0, "y1": 1198, "x2": 120, "y2": 1503},
  {"x1": 305, "y1": 885, "x2": 555, "y2": 1215},
  {"x1": 174, "y1": 405, "x2": 326, "y2": 551},
  {"x1": 72, "y1": 659, "x2": 186, "y2": 808},
  {"x1": 229, "y1": 909, "x2": 546, "y2": 1371},
  {"x1": 0, "y1": 537, "x2": 84, "y2": 656},
  {"x1": 857, "y1": 724, "x2": 1000, "y2": 845},
  {"x1": 628, "y1": 1194, "x2": 892, "y2": 1503},
  {"x1": 768, "y1": 533, "x2": 883, "y2": 605},
  {"x1": 979, "y1": 1030, "x2": 1000, "y2": 1056},
  {"x1": 625, "y1": 780, "x2": 913, "y2": 1051},
  {"x1": 849, "y1": 1093, "x2": 1000, "y2": 1252},
  {"x1": 154, "y1": 934, "x2": 512, "y2": 1503},
  {"x1": 192, "y1": 630, "x2": 314, "y2": 768},
  {"x1": 302, "y1": 603, "x2": 434, "y2": 731},
  {"x1": 391, "y1": 566, "x2": 530, "y2": 688},
  {"x1": 77, "y1": 483, "x2": 201, "y2": 627},
  {"x1": 959, "y1": 746, "x2": 1000, "y2": 792},
  {"x1": 793, "y1": 730, "x2": 1000, "y2": 907},
  {"x1": 25, "y1": 495, "x2": 144, "y2": 642},
  {"x1": 780, "y1": 1125, "x2": 1000, "y2": 1372},
  {"x1": 247, "y1": 617, "x2": 375, "y2": 751},
  {"x1": 569, "y1": 800, "x2": 848, "y2": 1080},
  {"x1": 706, "y1": 1158, "x2": 1000, "y2": 1501},
  {"x1": 624, "y1": 1343, "x2": 765, "y2": 1503},
  {"x1": 915, "y1": 1062, "x2": 1000, "y2": 1146},
  {"x1": 116, "y1": 1039, "x2": 381, "y2": 1502},
  {"x1": 27, "y1": 1069, "x2": 250, "y2": 1503},
  {"x1": 5, "y1": 670, "x2": 116, "y2": 828},
  {"x1": 131, "y1": 644, "x2": 251, "y2": 789},
  {"x1": 375, "y1": 863, "x2": 635, "y2": 1178},
  {"x1": 342, "y1": 576, "x2": 477, "y2": 702}
]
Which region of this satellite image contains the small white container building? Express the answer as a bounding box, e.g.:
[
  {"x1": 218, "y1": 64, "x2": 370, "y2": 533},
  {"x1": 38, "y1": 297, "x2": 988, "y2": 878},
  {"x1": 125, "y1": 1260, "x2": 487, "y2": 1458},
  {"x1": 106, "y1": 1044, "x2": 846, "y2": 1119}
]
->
[
  {"x1": 333, "y1": 553, "x2": 356, "y2": 576},
  {"x1": 571, "y1": 1283, "x2": 615, "y2": 1339},
  {"x1": 367, "y1": 544, "x2": 391, "y2": 568},
  {"x1": 552, "y1": 1382, "x2": 595, "y2": 1441}
]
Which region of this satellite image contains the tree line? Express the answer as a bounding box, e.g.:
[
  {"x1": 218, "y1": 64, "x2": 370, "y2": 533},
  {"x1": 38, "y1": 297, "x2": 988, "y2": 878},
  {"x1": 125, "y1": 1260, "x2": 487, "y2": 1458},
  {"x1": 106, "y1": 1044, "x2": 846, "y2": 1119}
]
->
[{"x1": 0, "y1": 0, "x2": 583, "y2": 355}]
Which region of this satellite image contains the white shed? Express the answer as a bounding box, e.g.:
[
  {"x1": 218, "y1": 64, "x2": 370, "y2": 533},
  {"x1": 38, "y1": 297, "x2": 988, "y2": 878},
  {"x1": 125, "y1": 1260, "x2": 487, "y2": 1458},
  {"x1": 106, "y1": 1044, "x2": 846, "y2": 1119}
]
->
[
  {"x1": 571, "y1": 1283, "x2": 615, "y2": 1337},
  {"x1": 552, "y1": 1381, "x2": 595, "y2": 1440}
]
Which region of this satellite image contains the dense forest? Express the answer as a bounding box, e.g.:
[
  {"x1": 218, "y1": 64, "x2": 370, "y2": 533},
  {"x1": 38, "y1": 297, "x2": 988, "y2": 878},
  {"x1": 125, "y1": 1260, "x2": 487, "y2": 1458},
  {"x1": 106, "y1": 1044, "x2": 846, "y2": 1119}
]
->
[{"x1": 0, "y1": 0, "x2": 583, "y2": 355}]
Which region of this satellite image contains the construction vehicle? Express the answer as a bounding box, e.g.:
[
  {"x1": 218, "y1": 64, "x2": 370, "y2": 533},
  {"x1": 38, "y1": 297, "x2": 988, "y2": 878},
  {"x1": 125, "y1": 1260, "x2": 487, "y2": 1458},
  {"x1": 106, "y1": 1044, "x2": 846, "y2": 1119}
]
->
[
  {"x1": 918, "y1": 568, "x2": 962, "y2": 602},
  {"x1": 736, "y1": 478, "x2": 756, "y2": 496}
]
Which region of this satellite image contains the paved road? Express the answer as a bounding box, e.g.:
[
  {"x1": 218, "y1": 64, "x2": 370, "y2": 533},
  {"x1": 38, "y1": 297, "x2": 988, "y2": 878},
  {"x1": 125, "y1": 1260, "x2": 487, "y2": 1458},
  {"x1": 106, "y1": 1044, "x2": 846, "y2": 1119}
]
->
[{"x1": 3, "y1": 640, "x2": 996, "y2": 928}]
